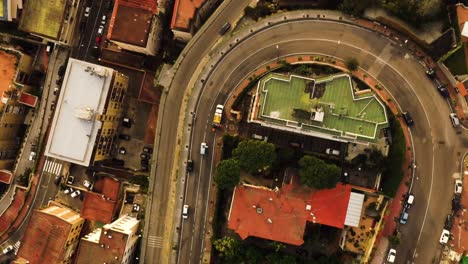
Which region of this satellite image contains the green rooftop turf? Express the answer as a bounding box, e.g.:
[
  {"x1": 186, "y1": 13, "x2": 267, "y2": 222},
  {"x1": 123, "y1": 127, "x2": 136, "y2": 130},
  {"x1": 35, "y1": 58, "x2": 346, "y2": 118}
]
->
[
  {"x1": 19, "y1": 0, "x2": 65, "y2": 39},
  {"x1": 256, "y1": 73, "x2": 388, "y2": 141}
]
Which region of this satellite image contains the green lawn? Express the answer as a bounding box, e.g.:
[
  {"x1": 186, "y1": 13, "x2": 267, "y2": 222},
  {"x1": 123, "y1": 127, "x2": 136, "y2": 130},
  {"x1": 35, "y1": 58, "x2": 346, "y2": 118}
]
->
[
  {"x1": 444, "y1": 46, "x2": 468, "y2": 76},
  {"x1": 258, "y1": 73, "x2": 388, "y2": 140}
]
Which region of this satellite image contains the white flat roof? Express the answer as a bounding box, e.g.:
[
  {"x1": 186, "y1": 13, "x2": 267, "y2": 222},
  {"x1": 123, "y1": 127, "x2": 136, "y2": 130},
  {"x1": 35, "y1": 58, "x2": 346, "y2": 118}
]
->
[
  {"x1": 463, "y1": 22, "x2": 468, "y2": 38},
  {"x1": 344, "y1": 192, "x2": 364, "y2": 227},
  {"x1": 44, "y1": 59, "x2": 114, "y2": 166}
]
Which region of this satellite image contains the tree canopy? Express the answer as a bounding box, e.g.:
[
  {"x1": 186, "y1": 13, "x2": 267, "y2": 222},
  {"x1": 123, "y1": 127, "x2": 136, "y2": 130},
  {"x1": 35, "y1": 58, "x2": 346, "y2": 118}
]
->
[
  {"x1": 214, "y1": 159, "x2": 241, "y2": 190},
  {"x1": 298, "y1": 155, "x2": 340, "y2": 189},
  {"x1": 232, "y1": 140, "x2": 276, "y2": 174}
]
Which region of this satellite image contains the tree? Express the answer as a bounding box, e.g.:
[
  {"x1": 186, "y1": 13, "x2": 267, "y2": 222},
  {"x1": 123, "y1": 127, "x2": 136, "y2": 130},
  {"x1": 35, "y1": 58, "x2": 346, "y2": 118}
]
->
[
  {"x1": 214, "y1": 159, "x2": 241, "y2": 190},
  {"x1": 298, "y1": 155, "x2": 340, "y2": 189},
  {"x1": 345, "y1": 57, "x2": 359, "y2": 71},
  {"x1": 232, "y1": 140, "x2": 276, "y2": 174},
  {"x1": 339, "y1": 0, "x2": 375, "y2": 16},
  {"x1": 213, "y1": 236, "x2": 242, "y2": 260}
]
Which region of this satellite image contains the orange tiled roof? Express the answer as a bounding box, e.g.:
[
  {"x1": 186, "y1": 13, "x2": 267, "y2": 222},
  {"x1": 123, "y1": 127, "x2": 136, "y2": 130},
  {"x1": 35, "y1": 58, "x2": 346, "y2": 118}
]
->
[
  {"x1": 80, "y1": 192, "x2": 118, "y2": 224},
  {"x1": 170, "y1": 0, "x2": 205, "y2": 31},
  {"x1": 0, "y1": 170, "x2": 12, "y2": 184},
  {"x1": 457, "y1": 4, "x2": 468, "y2": 43},
  {"x1": 228, "y1": 183, "x2": 352, "y2": 246}
]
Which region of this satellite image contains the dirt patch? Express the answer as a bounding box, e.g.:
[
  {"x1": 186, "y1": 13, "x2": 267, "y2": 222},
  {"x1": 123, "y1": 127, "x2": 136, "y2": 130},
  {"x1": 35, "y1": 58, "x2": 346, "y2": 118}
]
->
[{"x1": 0, "y1": 50, "x2": 17, "y2": 97}]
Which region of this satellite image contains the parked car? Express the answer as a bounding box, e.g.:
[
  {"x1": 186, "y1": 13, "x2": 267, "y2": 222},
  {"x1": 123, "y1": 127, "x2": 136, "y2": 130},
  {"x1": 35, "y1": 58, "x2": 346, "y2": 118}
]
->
[
  {"x1": 455, "y1": 179, "x2": 463, "y2": 195},
  {"x1": 143, "y1": 146, "x2": 153, "y2": 154},
  {"x1": 182, "y1": 204, "x2": 189, "y2": 219},
  {"x1": 122, "y1": 117, "x2": 132, "y2": 128},
  {"x1": 119, "y1": 147, "x2": 126, "y2": 155},
  {"x1": 132, "y1": 204, "x2": 140, "y2": 212},
  {"x1": 29, "y1": 151, "x2": 36, "y2": 161},
  {"x1": 2, "y1": 245, "x2": 13, "y2": 254},
  {"x1": 140, "y1": 159, "x2": 149, "y2": 166},
  {"x1": 425, "y1": 68, "x2": 435, "y2": 78},
  {"x1": 444, "y1": 214, "x2": 454, "y2": 230},
  {"x1": 64, "y1": 187, "x2": 73, "y2": 194},
  {"x1": 101, "y1": 15, "x2": 107, "y2": 25},
  {"x1": 437, "y1": 84, "x2": 449, "y2": 98},
  {"x1": 450, "y1": 113, "x2": 460, "y2": 127},
  {"x1": 84, "y1": 6, "x2": 91, "y2": 17},
  {"x1": 67, "y1": 175, "x2": 75, "y2": 185},
  {"x1": 95, "y1": 36, "x2": 102, "y2": 47},
  {"x1": 71, "y1": 190, "x2": 81, "y2": 198},
  {"x1": 140, "y1": 153, "x2": 149, "y2": 160},
  {"x1": 50, "y1": 101, "x2": 56, "y2": 111},
  {"x1": 97, "y1": 25, "x2": 104, "y2": 35},
  {"x1": 387, "y1": 248, "x2": 396, "y2": 263},
  {"x1": 405, "y1": 194, "x2": 414, "y2": 209},
  {"x1": 83, "y1": 180, "x2": 92, "y2": 189},
  {"x1": 112, "y1": 158, "x2": 125, "y2": 166},
  {"x1": 46, "y1": 42, "x2": 54, "y2": 53},
  {"x1": 118, "y1": 134, "x2": 130, "y2": 140},
  {"x1": 141, "y1": 165, "x2": 149, "y2": 172},
  {"x1": 105, "y1": 0, "x2": 113, "y2": 11},
  {"x1": 399, "y1": 210, "x2": 409, "y2": 224},
  {"x1": 54, "y1": 175, "x2": 62, "y2": 185},
  {"x1": 58, "y1": 65, "x2": 66, "y2": 77},
  {"x1": 439, "y1": 229, "x2": 450, "y2": 244},
  {"x1": 53, "y1": 87, "x2": 60, "y2": 95},
  {"x1": 402, "y1": 111, "x2": 414, "y2": 126},
  {"x1": 56, "y1": 75, "x2": 63, "y2": 85},
  {"x1": 325, "y1": 148, "x2": 340, "y2": 156},
  {"x1": 187, "y1": 160, "x2": 194, "y2": 173}
]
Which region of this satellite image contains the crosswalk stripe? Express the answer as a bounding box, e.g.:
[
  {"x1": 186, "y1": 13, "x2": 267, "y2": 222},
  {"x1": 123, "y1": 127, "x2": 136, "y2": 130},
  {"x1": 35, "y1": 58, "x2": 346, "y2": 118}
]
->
[
  {"x1": 55, "y1": 164, "x2": 62, "y2": 175},
  {"x1": 147, "y1": 236, "x2": 163, "y2": 248},
  {"x1": 44, "y1": 160, "x2": 51, "y2": 172}
]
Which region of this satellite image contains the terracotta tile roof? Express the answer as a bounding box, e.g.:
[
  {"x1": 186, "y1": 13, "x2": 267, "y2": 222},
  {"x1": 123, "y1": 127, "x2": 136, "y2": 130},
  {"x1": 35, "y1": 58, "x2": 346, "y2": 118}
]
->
[
  {"x1": 95, "y1": 176, "x2": 121, "y2": 201},
  {"x1": 17, "y1": 206, "x2": 81, "y2": 264},
  {"x1": 107, "y1": 0, "x2": 155, "y2": 47},
  {"x1": 0, "y1": 169, "x2": 12, "y2": 184},
  {"x1": 170, "y1": 0, "x2": 205, "y2": 31},
  {"x1": 75, "y1": 230, "x2": 128, "y2": 264},
  {"x1": 80, "y1": 192, "x2": 117, "y2": 223},
  {"x1": 228, "y1": 182, "x2": 352, "y2": 246},
  {"x1": 457, "y1": 4, "x2": 468, "y2": 43}
]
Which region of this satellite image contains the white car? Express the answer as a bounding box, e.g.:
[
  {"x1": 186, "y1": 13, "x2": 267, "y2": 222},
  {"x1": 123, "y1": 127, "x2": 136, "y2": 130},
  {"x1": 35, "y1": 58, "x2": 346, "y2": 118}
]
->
[
  {"x1": 84, "y1": 7, "x2": 91, "y2": 17},
  {"x1": 455, "y1": 180, "x2": 463, "y2": 195},
  {"x1": 29, "y1": 151, "x2": 36, "y2": 161},
  {"x1": 200, "y1": 143, "x2": 208, "y2": 155},
  {"x1": 440, "y1": 229, "x2": 450, "y2": 244},
  {"x1": 182, "y1": 204, "x2": 189, "y2": 219},
  {"x1": 325, "y1": 148, "x2": 340, "y2": 156},
  {"x1": 405, "y1": 194, "x2": 414, "y2": 209},
  {"x1": 387, "y1": 248, "x2": 396, "y2": 263},
  {"x1": 71, "y1": 190, "x2": 81, "y2": 198},
  {"x1": 83, "y1": 180, "x2": 92, "y2": 189},
  {"x1": 2, "y1": 245, "x2": 13, "y2": 254}
]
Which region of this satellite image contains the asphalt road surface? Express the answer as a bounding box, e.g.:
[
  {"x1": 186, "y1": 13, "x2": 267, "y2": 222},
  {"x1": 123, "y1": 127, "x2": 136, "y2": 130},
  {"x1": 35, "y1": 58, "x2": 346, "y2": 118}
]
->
[{"x1": 177, "y1": 16, "x2": 468, "y2": 264}]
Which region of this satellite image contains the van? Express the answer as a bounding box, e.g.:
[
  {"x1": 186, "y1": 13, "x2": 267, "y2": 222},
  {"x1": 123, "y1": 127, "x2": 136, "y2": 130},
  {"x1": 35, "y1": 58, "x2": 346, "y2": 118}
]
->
[
  {"x1": 200, "y1": 142, "x2": 208, "y2": 155},
  {"x1": 252, "y1": 134, "x2": 268, "y2": 141},
  {"x1": 449, "y1": 113, "x2": 460, "y2": 127}
]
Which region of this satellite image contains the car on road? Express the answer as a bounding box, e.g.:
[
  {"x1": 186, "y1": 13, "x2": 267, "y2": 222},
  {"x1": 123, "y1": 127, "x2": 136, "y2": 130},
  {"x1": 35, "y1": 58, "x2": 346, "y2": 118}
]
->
[
  {"x1": 118, "y1": 134, "x2": 130, "y2": 140},
  {"x1": 58, "y1": 65, "x2": 66, "y2": 77},
  {"x1": 425, "y1": 68, "x2": 435, "y2": 78},
  {"x1": 219, "y1": 22, "x2": 231, "y2": 35},
  {"x1": 105, "y1": 0, "x2": 113, "y2": 11},
  {"x1": 182, "y1": 204, "x2": 189, "y2": 219},
  {"x1": 84, "y1": 6, "x2": 91, "y2": 17},
  {"x1": 101, "y1": 15, "x2": 107, "y2": 25},
  {"x1": 187, "y1": 160, "x2": 194, "y2": 173},
  {"x1": 132, "y1": 203, "x2": 140, "y2": 212},
  {"x1": 71, "y1": 190, "x2": 81, "y2": 198},
  {"x1": 67, "y1": 175, "x2": 75, "y2": 185},
  {"x1": 450, "y1": 113, "x2": 460, "y2": 127},
  {"x1": 97, "y1": 25, "x2": 104, "y2": 35},
  {"x1": 140, "y1": 153, "x2": 149, "y2": 160},
  {"x1": 402, "y1": 111, "x2": 414, "y2": 126},
  {"x1": 439, "y1": 229, "x2": 450, "y2": 244},
  {"x1": 437, "y1": 84, "x2": 449, "y2": 98},
  {"x1": 50, "y1": 101, "x2": 56, "y2": 111},
  {"x1": 200, "y1": 142, "x2": 208, "y2": 155},
  {"x1": 29, "y1": 151, "x2": 36, "y2": 161},
  {"x1": 95, "y1": 36, "x2": 102, "y2": 47},
  {"x1": 387, "y1": 248, "x2": 396, "y2": 263},
  {"x1": 141, "y1": 165, "x2": 149, "y2": 172},
  {"x1": 83, "y1": 180, "x2": 92, "y2": 189},
  {"x1": 399, "y1": 210, "x2": 409, "y2": 224},
  {"x1": 64, "y1": 188, "x2": 73, "y2": 194},
  {"x1": 46, "y1": 42, "x2": 54, "y2": 53},
  {"x1": 2, "y1": 245, "x2": 13, "y2": 254},
  {"x1": 53, "y1": 87, "x2": 60, "y2": 95},
  {"x1": 405, "y1": 194, "x2": 414, "y2": 209},
  {"x1": 56, "y1": 75, "x2": 63, "y2": 85},
  {"x1": 325, "y1": 148, "x2": 340, "y2": 156},
  {"x1": 455, "y1": 179, "x2": 463, "y2": 195},
  {"x1": 54, "y1": 175, "x2": 62, "y2": 185}
]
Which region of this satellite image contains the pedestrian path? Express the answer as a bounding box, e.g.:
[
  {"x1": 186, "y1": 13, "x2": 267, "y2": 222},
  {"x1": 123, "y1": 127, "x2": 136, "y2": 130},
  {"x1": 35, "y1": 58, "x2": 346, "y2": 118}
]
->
[
  {"x1": 147, "y1": 236, "x2": 163, "y2": 248},
  {"x1": 43, "y1": 159, "x2": 63, "y2": 175}
]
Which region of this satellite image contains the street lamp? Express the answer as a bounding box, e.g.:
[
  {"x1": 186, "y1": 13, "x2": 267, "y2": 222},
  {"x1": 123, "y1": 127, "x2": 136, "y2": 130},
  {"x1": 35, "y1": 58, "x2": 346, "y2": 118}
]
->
[{"x1": 276, "y1": 45, "x2": 279, "y2": 61}]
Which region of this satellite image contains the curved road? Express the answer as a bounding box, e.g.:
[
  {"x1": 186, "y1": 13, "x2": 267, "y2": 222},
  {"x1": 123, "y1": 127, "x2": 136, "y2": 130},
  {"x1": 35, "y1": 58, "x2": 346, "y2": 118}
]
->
[{"x1": 179, "y1": 14, "x2": 468, "y2": 264}]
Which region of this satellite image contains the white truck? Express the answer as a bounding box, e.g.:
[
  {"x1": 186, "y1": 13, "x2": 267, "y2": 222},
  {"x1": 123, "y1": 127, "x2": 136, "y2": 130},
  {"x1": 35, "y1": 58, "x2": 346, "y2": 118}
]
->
[{"x1": 212, "y1": 104, "x2": 224, "y2": 129}]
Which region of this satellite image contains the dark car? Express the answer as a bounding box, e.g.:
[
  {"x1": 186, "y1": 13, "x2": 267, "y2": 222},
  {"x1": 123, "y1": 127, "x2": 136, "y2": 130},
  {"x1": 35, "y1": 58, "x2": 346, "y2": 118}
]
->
[
  {"x1": 54, "y1": 175, "x2": 62, "y2": 185},
  {"x1": 141, "y1": 159, "x2": 149, "y2": 166},
  {"x1": 66, "y1": 175, "x2": 75, "y2": 185},
  {"x1": 122, "y1": 117, "x2": 132, "y2": 128},
  {"x1": 55, "y1": 76, "x2": 63, "y2": 85},
  {"x1": 444, "y1": 214, "x2": 454, "y2": 230},
  {"x1": 58, "y1": 65, "x2": 66, "y2": 77},
  {"x1": 90, "y1": 46, "x2": 100, "y2": 58},
  {"x1": 402, "y1": 112, "x2": 414, "y2": 126},
  {"x1": 425, "y1": 68, "x2": 435, "y2": 78},
  {"x1": 437, "y1": 84, "x2": 449, "y2": 98},
  {"x1": 219, "y1": 22, "x2": 231, "y2": 35},
  {"x1": 50, "y1": 101, "x2": 56, "y2": 111},
  {"x1": 112, "y1": 158, "x2": 125, "y2": 166},
  {"x1": 399, "y1": 210, "x2": 409, "y2": 224},
  {"x1": 105, "y1": 0, "x2": 113, "y2": 11},
  {"x1": 140, "y1": 153, "x2": 149, "y2": 160},
  {"x1": 143, "y1": 146, "x2": 153, "y2": 154},
  {"x1": 118, "y1": 134, "x2": 130, "y2": 140},
  {"x1": 141, "y1": 165, "x2": 149, "y2": 172},
  {"x1": 187, "y1": 160, "x2": 194, "y2": 172},
  {"x1": 95, "y1": 36, "x2": 102, "y2": 47}
]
